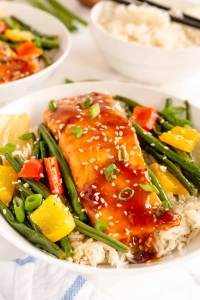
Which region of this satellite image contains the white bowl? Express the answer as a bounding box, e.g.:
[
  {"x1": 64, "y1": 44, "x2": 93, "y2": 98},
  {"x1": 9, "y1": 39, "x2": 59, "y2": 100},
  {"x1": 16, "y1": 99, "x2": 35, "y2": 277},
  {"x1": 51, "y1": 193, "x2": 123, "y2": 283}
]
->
[
  {"x1": 0, "y1": 1, "x2": 71, "y2": 104},
  {"x1": 0, "y1": 81, "x2": 200, "y2": 274},
  {"x1": 90, "y1": 1, "x2": 200, "y2": 85}
]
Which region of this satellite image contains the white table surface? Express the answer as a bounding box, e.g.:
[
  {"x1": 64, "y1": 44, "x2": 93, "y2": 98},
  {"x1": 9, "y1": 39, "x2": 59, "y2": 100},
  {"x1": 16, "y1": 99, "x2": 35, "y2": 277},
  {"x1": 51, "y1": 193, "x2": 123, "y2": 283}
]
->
[{"x1": 1, "y1": 1, "x2": 200, "y2": 299}]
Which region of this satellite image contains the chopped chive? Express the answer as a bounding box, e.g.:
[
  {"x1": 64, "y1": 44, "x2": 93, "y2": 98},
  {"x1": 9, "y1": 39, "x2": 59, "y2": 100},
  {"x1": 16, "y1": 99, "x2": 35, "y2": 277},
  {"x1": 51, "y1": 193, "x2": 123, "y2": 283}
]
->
[
  {"x1": 118, "y1": 144, "x2": 128, "y2": 161},
  {"x1": 18, "y1": 132, "x2": 36, "y2": 142},
  {"x1": 118, "y1": 187, "x2": 134, "y2": 201},
  {"x1": 48, "y1": 100, "x2": 57, "y2": 112},
  {"x1": 71, "y1": 126, "x2": 83, "y2": 138},
  {"x1": 80, "y1": 97, "x2": 93, "y2": 109},
  {"x1": 89, "y1": 103, "x2": 100, "y2": 119},
  {"x1": 0, "y1": 143, "x2": 16, "y2": 154},
  {"x1": 139, "y1": 183, "x2": 159, "y2": 194},
  {"x1": 104, "y1": 163, "x2": 119, "y2": 182},
  {"x1": 95, "y1": 219, "x2": 108, "y2": 232}
]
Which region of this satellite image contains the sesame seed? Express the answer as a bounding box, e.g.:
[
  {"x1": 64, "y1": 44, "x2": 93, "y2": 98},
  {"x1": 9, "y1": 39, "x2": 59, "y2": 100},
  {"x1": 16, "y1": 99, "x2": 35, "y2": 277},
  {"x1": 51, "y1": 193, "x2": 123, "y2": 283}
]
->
[
  {"x1": 130, "y1": 150, "x2": 134, "y2": 155},
  {"x1": 79, "y1": 149, "x2": 84, "y2": 152},
  {"x1": 93, "y1": 201, "x2": 98, "y2": 204},
  {"x1": 92, "y1": 185, "x2": 97, "y2": 188},
  {"x1": 109, "y1": 139, "x2": 112, "y2": 142},
  {"x1": 111, "y1": 182, "x2": 115, "y2": 186},
  {"x1": 115, "y1": 220, "x2": 120, "y2": 223},
  {"x1": 98, "y1": 205, "x2": 102, "y2": 209},
  {"x1": 113, "y1": 194, "x2": 117, "y2": 198},
  {"x1": 125, "y1": 163, "x2": 129, "y2": 167},
  {"x1": 82, "y1": 162, "x2": 88, "y2": 165},
  {"x1": 116, "y1": 203, "x2": 122, "y2": 207},
  {"x1": 95, "y1": 213, "x2": 99, "y2": 219},
  {"x1": 119, "y1": 131, "x2": 123, "y2": 136},
  {"x1": 151, "y1": 143, "x2": 155, "y2": 146},
  {"x1": 104, "y1": 202, "x2": 108, "y2": 207},
  {"x1": 3, "y1": 209, "x2": 6, "y2": 215},
  {"x1": 104, "y1": 137, "x2": 107, "y2": 142},
  {"x1": 94, "y1": 165, "x2": 98, "y2": 170},
  {"x1": 124, "y1": 211, "x2": 128, "y2": 215},
  {"x1": 100, "y1": 198, "x2": 105, "y2": 203},
  {"x1": 109, "y1": 222, "x2": 114, "y2": 226},
  {"x1": 106, "y1": 149, "x2": 110, "y2": 152},
  {"x1": 99, "y1": 211, "x2": 102, "y2": 216},
  {"x1": 113, "y1": 233, "x2": 119, "y2": 237},
  {"x1": 108, "y1": 216, "x2": 113, "y2": 220},
  {"x1": 94, "y1": 192, "x2": 100, "y2": 196},
  {"x1": 126, "y1": 180, "x2": 130, "y2": 183}
]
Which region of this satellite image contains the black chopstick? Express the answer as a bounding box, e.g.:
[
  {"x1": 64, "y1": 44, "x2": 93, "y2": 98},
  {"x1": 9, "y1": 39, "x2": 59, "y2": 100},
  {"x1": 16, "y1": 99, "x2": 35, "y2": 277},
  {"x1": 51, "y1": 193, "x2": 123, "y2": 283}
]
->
[{"x1": 111, "y1": 0, "x2": 200, "y2": 29}]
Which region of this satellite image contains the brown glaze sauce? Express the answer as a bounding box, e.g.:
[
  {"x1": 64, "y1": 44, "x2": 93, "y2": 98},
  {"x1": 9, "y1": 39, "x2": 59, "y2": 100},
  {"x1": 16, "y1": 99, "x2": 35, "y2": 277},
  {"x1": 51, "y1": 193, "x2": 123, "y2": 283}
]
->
[{"x1": 44, "y1": 92, "x2": 181, "y2": 263}]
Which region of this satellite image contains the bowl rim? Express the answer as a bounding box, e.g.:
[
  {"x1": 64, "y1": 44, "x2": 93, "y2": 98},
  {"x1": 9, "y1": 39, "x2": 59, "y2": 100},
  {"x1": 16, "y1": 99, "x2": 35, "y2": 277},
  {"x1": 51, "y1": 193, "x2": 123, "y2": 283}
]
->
[
  {"x1": 90, "y1": 0, "x2": 200, "y2": 53},
  {"x1": 0, "y1": 81, "x2": 200, "y2": 274},
  {"x1": 0, "y1": 1, "x2": 71, "y2": 89}
]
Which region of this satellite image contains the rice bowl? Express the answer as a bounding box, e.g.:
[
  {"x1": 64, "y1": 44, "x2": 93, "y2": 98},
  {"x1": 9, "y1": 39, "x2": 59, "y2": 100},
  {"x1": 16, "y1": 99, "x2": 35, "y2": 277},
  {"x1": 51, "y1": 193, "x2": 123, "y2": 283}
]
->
[{"x1": 0, "y1": 82, "x2": 200, "y2": 274}]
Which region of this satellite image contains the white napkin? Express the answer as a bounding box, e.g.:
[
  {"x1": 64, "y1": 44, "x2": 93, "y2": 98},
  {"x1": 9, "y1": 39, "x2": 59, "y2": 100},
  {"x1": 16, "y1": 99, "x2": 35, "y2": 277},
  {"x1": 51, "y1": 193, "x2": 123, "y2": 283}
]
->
[{"x1": 0, "y1": 255, "x2": 111, "y2": 300}]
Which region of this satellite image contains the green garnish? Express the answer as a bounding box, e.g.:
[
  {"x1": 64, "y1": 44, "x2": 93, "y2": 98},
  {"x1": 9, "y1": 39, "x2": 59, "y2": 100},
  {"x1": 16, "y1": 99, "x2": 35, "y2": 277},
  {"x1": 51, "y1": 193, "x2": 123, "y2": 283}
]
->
[
  {"x1": 0, "y1": 157, "x2": 3, "y2": 165},
  {"x1": 80, "y1": 97, "x2": 93, "y2": 109},
  {"x1": 155, "y1": 206, "x2": 167, "y2": 217},
  {"x1": 104, "y1": 163, "x2": 119, "y2": 182},
  {"x1": 71, "y1": 126, "x2": 83, "y2": 139},
  {"x1": 0, "y1": 143, "x2": 16, "y2": 154},
  {"x1": 139, "y1": 183, "x2": 159, "y2": 194},
  {"x1": 48, "y1": 99, "x2": 57, "y2": 112},
  {"x1": 95, "y1": 219, "x2": 108, "y2": 232},
  {"x1": 25, "y1": 194, "x2": 43, "y2": 211},
  {"x1": 118, "y1": 144, "x2": 128, "y2": 161},
  {"x1": 160, "y1": 105, "x2": 193, "y2": 127},
  {"x1": 18, "y1": 133, "x2": 36, "y2": 142},
  {"x1": 65, "y1": 78, "x2": 74, "y2": 84},
  {"x1": 118, "y1": 187, "x2": 134, "y2": 201},
  {"x1": 89, "y1": 103, "x2": 100, "y2": 119},
  {"x1": 13, "y1": 196, "x2": 25, "y2": 223}
]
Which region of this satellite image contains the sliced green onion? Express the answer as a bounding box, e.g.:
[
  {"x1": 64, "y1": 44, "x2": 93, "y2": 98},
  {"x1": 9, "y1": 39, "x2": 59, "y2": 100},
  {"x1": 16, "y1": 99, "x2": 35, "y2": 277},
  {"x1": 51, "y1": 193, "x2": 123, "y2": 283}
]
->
[
  {"x1": 48, "y1": 99, "x2": 57, "y2": 112},
  {"x1": 0, "y1": 143, "x2": 16, "y2": 154},
  {"x1": 139, "y1": 183, "x2": 159, "y2": 194},
  {"x1": 71, "y1": 126, "x2": 83, "y2": 139},
  {"x1": 118, "y1": 144, "x2": 128, "y2": 161},
  {"x1": 95, "y1": 219, "x2": 108, "y2": 232},
  {"x1": 25, "y1": 194, "x2": 43, "y2": 211},
  {"x1": 18, "y1": 132, "x2": 36, "y2": 142},
  {"x1": 104, "y1": 163, "x2": 119, "y2": 182},
  {"x1": 13, "y1": 196, "x2": 25, "y2": 223},
  {"x1": 89, "y1": 103, "x2": 100, "y2": 119},
  {"x1": 118, "y1": 187, "x2": 134, "y2": 201},
  {"x1": 80, "y1": 97, "x2": 93, "y2": 109}
]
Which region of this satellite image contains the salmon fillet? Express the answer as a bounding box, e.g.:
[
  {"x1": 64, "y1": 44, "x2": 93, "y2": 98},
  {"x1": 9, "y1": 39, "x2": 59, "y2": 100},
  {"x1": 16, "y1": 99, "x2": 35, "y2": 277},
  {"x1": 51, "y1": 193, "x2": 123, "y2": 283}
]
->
[{"x1": 44, "y1": 92, "x2": 181, "y2": 260}]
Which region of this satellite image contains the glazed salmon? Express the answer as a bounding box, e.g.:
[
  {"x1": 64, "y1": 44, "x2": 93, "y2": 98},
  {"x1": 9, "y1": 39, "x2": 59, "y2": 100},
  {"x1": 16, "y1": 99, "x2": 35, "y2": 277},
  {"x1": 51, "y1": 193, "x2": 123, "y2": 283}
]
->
[{"x1": 44, "y1": 92, "x2": 181, "y2": 260}]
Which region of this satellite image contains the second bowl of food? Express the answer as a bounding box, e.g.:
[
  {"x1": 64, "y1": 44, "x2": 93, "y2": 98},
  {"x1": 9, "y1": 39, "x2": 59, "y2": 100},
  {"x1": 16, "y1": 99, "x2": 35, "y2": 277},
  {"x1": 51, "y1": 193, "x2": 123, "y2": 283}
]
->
[
  {"x1": 0, "y1": 1, "x2": 71, "y2": 104},
  {"x1": 90, "y1": 0, "x2": 200, "y2": 85},
  {"x1": 0, "y1": 81, "x2": 200, "y2": 274}
]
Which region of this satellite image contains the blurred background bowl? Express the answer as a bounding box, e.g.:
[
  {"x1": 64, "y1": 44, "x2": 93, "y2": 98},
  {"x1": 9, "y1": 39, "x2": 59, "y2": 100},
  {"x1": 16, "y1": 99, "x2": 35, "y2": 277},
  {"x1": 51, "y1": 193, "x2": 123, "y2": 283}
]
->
[
  {"x1": 90, "y1": 0, "x2": 200, "y2": 85},
  {"x1": 0, "y1": 1, "x2": 71, "y2": 104}
]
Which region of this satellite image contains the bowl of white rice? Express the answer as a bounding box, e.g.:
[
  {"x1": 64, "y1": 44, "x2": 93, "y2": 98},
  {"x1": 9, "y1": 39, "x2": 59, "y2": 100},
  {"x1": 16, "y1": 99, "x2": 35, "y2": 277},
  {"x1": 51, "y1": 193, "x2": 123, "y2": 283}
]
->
[{"x1": 90, "y1": 0, "x2": 200, "y2": 85}]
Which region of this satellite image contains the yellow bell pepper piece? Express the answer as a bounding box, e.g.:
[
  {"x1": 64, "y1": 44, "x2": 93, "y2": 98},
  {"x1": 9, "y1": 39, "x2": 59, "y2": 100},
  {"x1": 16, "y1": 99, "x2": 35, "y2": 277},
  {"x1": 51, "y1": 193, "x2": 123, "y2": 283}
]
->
[
  {"x1": 5, "y1": 29, "x2": 33, "y2": 42},
  {"x1": 150, "y1": 163, "x2": 188, "y2": 195},
  {"x1": 31, "y1": 195, "x2": 75, "y2": 242},
  {"x1": 0, "y1": 166, "x2": 17, "y2": 205},
  {"x1": 159, "y1": 126, "x2": 199, "y2": 152}
]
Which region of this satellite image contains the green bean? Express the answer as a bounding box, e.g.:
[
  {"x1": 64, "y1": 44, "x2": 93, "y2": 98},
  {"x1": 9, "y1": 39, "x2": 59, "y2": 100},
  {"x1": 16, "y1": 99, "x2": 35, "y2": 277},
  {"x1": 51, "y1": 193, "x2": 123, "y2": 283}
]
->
[
  {"x1": 125, "y1": 105, "x2": 132, "y2": 118},
  {"x1": 0, "y1": 201, "x2": 66, "y2": 259},
  {"x1": 74, "y1": 219, "x2": 129, "y2": 253},
  {"x1": 40, "y1": 141, "x2": 47, "y2": 162},
  {"x1": 2, "y1": 18, "x2": 17, "y2": 29},
  {"x1": 13, "y1": 196, "x2": 25, "y2": 223},
  {"x1": 182, "y1": 170, "x2": 200, "y2": 193},
  {"x1": 39, "y1": 124, "x2": 87, "y2": 221},
  {"x1": 144, "y1": 144, "x2": 196, "y2": 196},
  {"x1": 46, "y1": 0, "x2": 88, "y2": 26},
  {"x1": 14, "y1": 154, "x2": 24, "y2": 167},
  {"x1": 4, "y1": 152, "x2": 21, "y2": 173},
  {"x1": 36, "y1": 38, "x2": 59, "y2": 49},
  {"x1": 165, "y1": 98, "x2": 172, "y2": 108},
  {"x1": 59, "y1": 236, "x2": 74, "y2": 257},
  {"x1": 31, "y1": 140, "x2": 40, "y2": 158},
  {"x1": 145, "y1": 164, "x2": 172, "y2": 209},
  {"x1": 41, "y1": 51, "x2": 52, "y2": 66},
  {"x1": 29, "y1": 0, "x2": 77, "y2": 32},
  {"x1": 184, "y1": 100, "x2": 191, "y2": 122},
  {"x1": 133, "y1": 123, "x2": 200, "y2": 179},
  {"x1": 65, "y1": 78, "x2": 74, "y2": 84}
]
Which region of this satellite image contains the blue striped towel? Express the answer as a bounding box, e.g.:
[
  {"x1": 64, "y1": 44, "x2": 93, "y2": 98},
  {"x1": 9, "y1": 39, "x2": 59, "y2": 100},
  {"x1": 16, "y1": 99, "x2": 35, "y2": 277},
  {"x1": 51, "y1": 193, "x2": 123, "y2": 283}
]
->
[{"x1": 0, "y1": 255, "x2": 111, "y2": 300}]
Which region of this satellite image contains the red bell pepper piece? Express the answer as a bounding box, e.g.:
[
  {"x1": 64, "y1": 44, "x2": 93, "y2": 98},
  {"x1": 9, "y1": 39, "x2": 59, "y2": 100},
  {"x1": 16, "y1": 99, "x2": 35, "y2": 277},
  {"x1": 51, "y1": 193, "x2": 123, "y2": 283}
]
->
[
  {"x1": 0, "y1": 21, "x2": 6, "y2": 34},
  {"x1": 15, "y1": 41, "x2": 43, "y2": 60},
  {"x1": 44, "y1": 156, "x2": 64, "y2": 194},
  {"x1": 131, "y1": 106, "x2": 158, "y2": 131},
  {"x1": 17, "y1": 158, "x2": 44, "y2": 180}
]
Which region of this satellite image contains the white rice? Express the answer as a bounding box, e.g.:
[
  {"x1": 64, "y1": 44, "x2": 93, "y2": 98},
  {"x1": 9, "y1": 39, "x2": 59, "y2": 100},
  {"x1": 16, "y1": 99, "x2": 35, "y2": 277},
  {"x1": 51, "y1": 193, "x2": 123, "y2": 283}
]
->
[{"x1": 98, "y1": 2, "x2": 200, "y2": 49}]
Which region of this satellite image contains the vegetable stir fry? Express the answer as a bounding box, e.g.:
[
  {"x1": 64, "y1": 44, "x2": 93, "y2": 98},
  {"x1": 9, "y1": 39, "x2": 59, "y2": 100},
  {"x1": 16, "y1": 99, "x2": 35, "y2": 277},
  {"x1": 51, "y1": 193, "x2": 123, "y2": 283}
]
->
[
  {"x1": 0, "y1": 15, "x2": 59, "y2": 84},
  {"x1": 0, "y1": 94, "x2": 199, "y2": 265}
]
